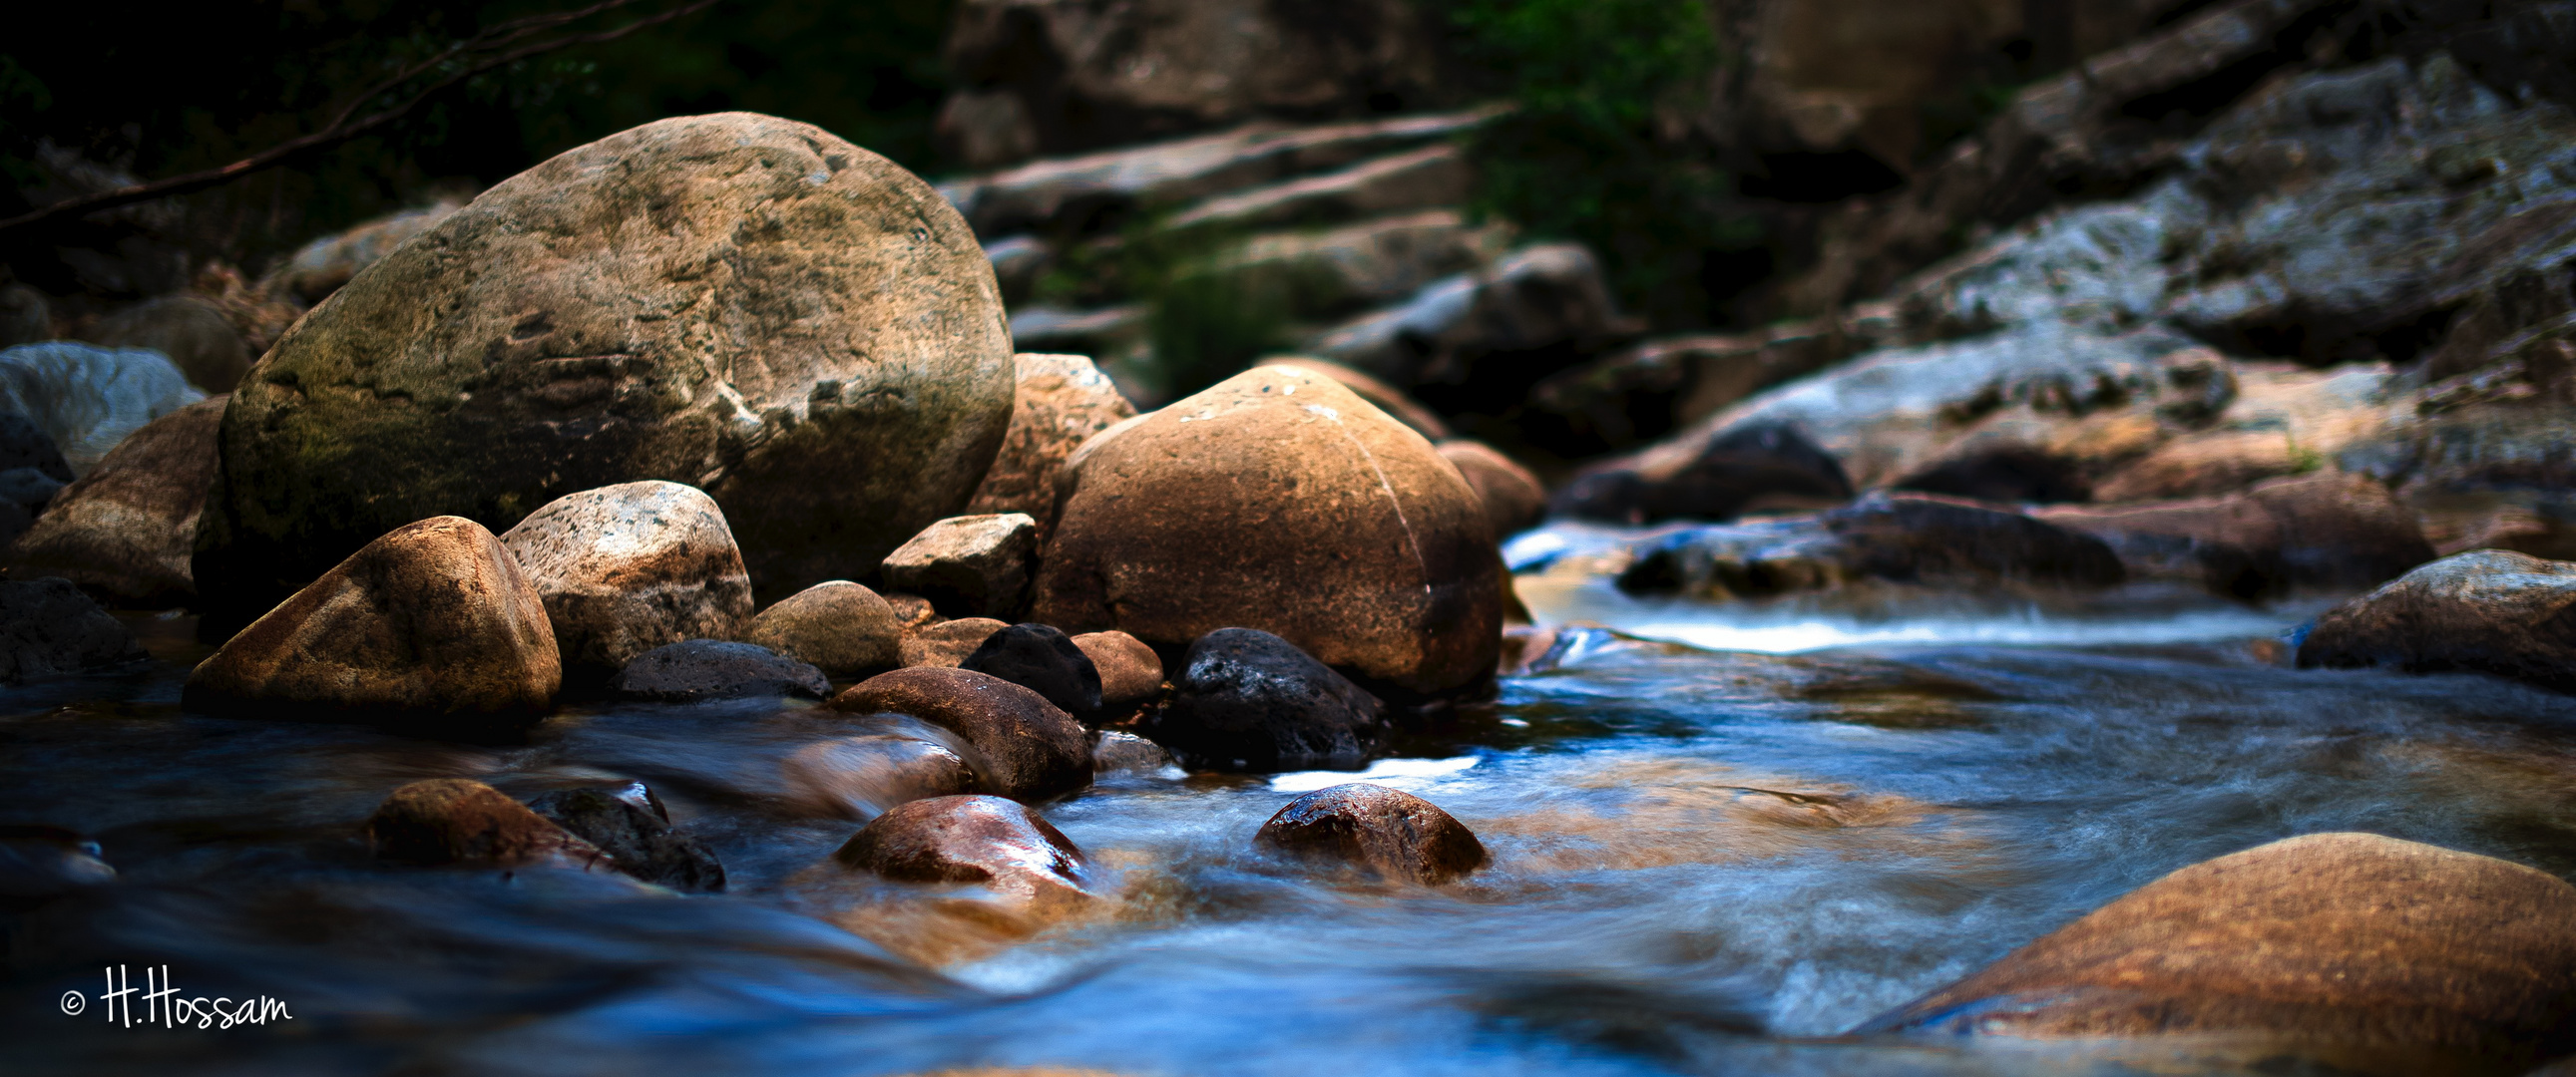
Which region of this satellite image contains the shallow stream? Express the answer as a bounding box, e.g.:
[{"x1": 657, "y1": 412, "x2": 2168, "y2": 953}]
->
[{"x1": 8, "y1": 579, "x2": 2576, "y2": 1076}]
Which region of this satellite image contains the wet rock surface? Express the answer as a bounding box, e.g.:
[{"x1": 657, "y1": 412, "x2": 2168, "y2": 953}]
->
[
  {"x1": 499, "y1": 482, "x2": 754, "y2": 677},
  {"x1": 1617, "y1": 493, "x2": 2125, "y2": 599},
  {"x1": 880, "y1": 514, "x2": 1038, "y2": 620},
  {"x1": 782, "y1": 734, "x2": 982, "y2": 821},
  {"x1": 2298, "y1": 549, "x2": 2576, "y2": 693},
  {"x1": 1141, "y1": 628, "x2": 1387, "y2": 773},
  {"x1": 830, "y1": 667, "x2": 1092, "y2": 802},
  {"x1": 1256, "y1": 783, "x2": 1488, "y2": 886},
  {"x1": 364, "y1": 779, "x2": 607, "y2": 870},
  {"x1": 524, "y1": 786, "x2": 724, "y2": 893},
  {"x1": 2038, "y1": 472, "x2": 2436, "y2": 597},
  {"x1": 1552, "y1": 423, "x2": 1854, "y2": 527},
  {"x1": 0, "y1": 577, "x2": 146, "y2": 685},
  {"x1": 834, "y1": 794, "x2": 1087, "y2": 891},
  {"x1": 183, "y1": 517, "x2": 560, "y2": 728},
  {"x1": 607, "y1": 640, "x2": 829, "y2": 703},
  {"x1": 960, "y1": 623, "x2": 1103, "y2": 721},
  {"x1": 6, "y1": 396, "x2": 222, "y2": 605},
  {"x1": 743, "y1": 580, "x2": 904, "y2": 679}
]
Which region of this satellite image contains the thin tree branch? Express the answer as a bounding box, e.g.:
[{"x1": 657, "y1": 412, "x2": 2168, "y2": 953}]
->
[{"x1": 0, "y1": 0, "x2": 721, "y2": 236}]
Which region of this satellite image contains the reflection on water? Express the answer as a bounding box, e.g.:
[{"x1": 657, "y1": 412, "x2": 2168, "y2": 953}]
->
[{"x1": 6, "y1": 596, "x2": 2576, "y2": 1075}]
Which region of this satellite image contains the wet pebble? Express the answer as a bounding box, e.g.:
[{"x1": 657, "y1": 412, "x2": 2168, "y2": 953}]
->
[
  {"x1": 829, "y1": 667, "x2": 1092, "y2": 801},
  {"x1": 1255, "y1": 783, "x2": 1488, "y2": 886},
  {"x1": 525, "y1": 786, "x2": 725, "y2": 893},
  {"x1": 961, "y1": 622, "x2": 1103, "y2": 719},
  {"x1": 782, "y1": 734, "x2": 982, "y2": 819},
  {"x1": 1141, "y1": 627, "x2": 1385, "y2": 772}
]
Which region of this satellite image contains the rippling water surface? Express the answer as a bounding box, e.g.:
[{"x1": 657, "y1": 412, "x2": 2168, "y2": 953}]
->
[{"x1": 8, "y1": 588, "x2": 2576, "y2": 1076}]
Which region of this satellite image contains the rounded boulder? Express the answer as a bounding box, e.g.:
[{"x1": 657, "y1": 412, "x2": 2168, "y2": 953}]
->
[
  {"x1": 833, "y1": 794, "x2": 1088, "y2": 901},
  {"x1": 1256, "y1": 783, "x2": 1489, "y2": 886},
  {"x1": 744, "y1": 580, "x2": 904, "y2": 678},
  {"x1": 499, "y1": 481, "x2": 754, "y2": 676},
  {"x1": 829, "y1": 666, "x2": 1092, "y2": 801},
  {"x1": 961, "y1": 622, "x2": 1103, "y2": 719}
]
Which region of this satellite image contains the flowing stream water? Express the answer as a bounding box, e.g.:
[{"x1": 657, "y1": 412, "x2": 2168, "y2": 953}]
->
[{"x1": 8, "y1": 576, "x2": 2576, "y2": 1076}]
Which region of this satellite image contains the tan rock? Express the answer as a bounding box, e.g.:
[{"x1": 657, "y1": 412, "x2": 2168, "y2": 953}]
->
[
  {"x1": 196, "y1": 113, "x2": 1015, "y2": 631},
  {"x1": 1438, "y1": 440, "x2": 1544, "y2": 539},
  {"x1": 498, "y1": 481, "x2": 752, "y2": 676},
  {"x1": 1071, "y1": 629, "x2": 1163, "y2": 715},
  {"x1": 963, "y1": 354, "x2": 1135, "y2": 525},
  {"x1": 2093, "y1": 429, "x2": 2306, "y2": 501},
  {"x1": 828, "y1": 667, "x2": 1092, "y2": 801},
  {"x1": 881, "y1": 514, "x2": 1037, "y2": 619},
  {"x1": 1866, "y1": 833, "x2": 2576, "y2": 1067},
  {"x1": 1256, "y1": 783, "x2": 1488, "y2": 886},
  {"x1": 1033, "y1": 364, "x2": 1503, "y2": 698},
  {"x1": 364, "y1": 778, "x2": 607, "y2": 869},
  {"x1": 8, "y1": 396, "x2": 224, "y2": 606},
  {"x1": 744, "y1": 580, "x2": 903, "y2": 678},
  {"x1": 1257, "y1": 356, "x2": 1451, "y2": 441},
  {"x1": 2035, "y1": 472, "x2": 2434, "y2": 596},
  {"x1": 2297, "y1": 549, "x2": 2576, "y2": 694},
  {"x1": 259, "y1": 198, "x2": 463, "y2": 305},
  {"x1": 901, "y1": 617, "x2": 1009, "y2": 669},
  {"x1": 183, "y1": 517, "x2": 560, "y2": 726}
]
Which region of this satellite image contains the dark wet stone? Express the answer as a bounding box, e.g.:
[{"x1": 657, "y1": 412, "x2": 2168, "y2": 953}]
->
[
  {"x1": 1550, "y1": 423, "x2": 1853, "y2": 526},
  {"x1": 363, "y1": 779, "x2": 608, "y2": 870},
  {"x1": 0, "y1": 577, "x2": 146, "y2": 684},
  {"x1": 607, "y1": 640, "x2": 829, "y2": 702},
  {"x1": 1616, "y1": 493, "x2": 2126, "y2": 599},
  {"x1": 961, "y1": 622, "x2": 1103, "y2": 719},
  {"x1": 1141, "y1": 627, "x2": 1387, "y2": 773},
  {"x1": 828, "y1": 666, "x2": 1093, "y2": 801},
  {"x1": 526, "y1": 786, "x2": 724, "y2": 893},
  {"x1": 1256, "y1": 783, "x2": 1488, "y2": 886},
  {"x1": 0, "y1": 824, "x2": 115, "y2": 900},
  {"x1": 1895, "y1": 444, "x2": 2091, "y2": 505}
]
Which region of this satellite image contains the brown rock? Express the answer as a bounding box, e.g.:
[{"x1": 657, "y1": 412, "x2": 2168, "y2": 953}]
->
[
  {"x1": 1258, "y1": 356, "x2": 1451, "y2": 441},
  {"x1": 835, "y1": 794, "x2": 1086, "y2": 890},
  {"x1": 1071, "y1": 630, "x2": 1163, "y2": 715},
  {"x1": 900, "y1": 617, "x2": 1009, "y2": 669},
  {"x1": 1438, "y1": 440, "x2": 1544, "y2": 538},
  {"x1": 1033, "y1": 364, "x2": 1503, "y2": 699},
  {"x1": 963, "y1": 354, "x2": 1136, "y2": 526},
  {"x1": 884, "y1": 592, "x2": 940, "y2": 630},
  {"x1": 498, "y1": 481, "x2": 752, "y2": 676},
  {"x1": 195, "y1": 113, "x2": 1015, "y2": 632},
  {"x1": 364, "y1": 778, "x2": 607, "y2": 869},
  {"x1": 745, "y1": 580, "x2": 903, "y2": 678},
  {"x1": 782, "y1": 734, "x2": 981, "y2": 820},
  {"x1": 183, "y1": 517, "x2": 560, "y2": 728},
  {"x1": 2093, "y1": 430, "x2": 2306, "y2": 501},
  {"x1": 89, "y1": 295, "x2": 252, "y2": 392},
  {"x1": 1864, "y1": 833, "x2": 2576, "y2": 1067},
  {"x1": 829, "y1": 667, "x2": 1092, "y2": 801},
  {"x1": 1090, "y1": 730, "x2": 1174, "y2": 774},
  {"x1": 2036, "y1": 472, "x2": 2435, "y2": 597},
  {"x1": 881, "y1": 514, "x2": 1038, "y2": 619},
  {"x1": 2298, "y1": 549, "x2": 2576, "y2": 694},
  {"x1": 1255, "y1": 783, "x2": 1488, "y2": 886},
  {"x1": 8, "y1": 396, "x2": 223, "y2": 606},
  {"x1": 259, "y1": 198, "x2": 464, "y2": 305}
]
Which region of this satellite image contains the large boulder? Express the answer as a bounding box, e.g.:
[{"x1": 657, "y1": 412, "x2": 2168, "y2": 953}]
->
[
  {"x1": 7, "y1": 398, "x2": 221, "y2": 606},
  {"x1": 1256, "y1": 783, "x2": 1487, "y2": 886},
  {"x1": 1863, "y1": 833, "x2": 2576, "y2": 1067},
  {"x1": 962, "y1": 354, "x2": 1135, "y2": 526},
  {"x1": 1033, "y1": 364, "x2": 1503, "y2": 699},
  {"x1": 2297, "y1": 549, "x2": 2576, "y2": 694},
  {"x1": 1141, "y1": 627, "x2": 1387, "y2": 772},
  {"x1": 498, "y1": 481, "x2": 753, "y2": 676},
  {"x1": 0, "y1": 342, "x2": 202, "y2": 474},
  {"x1": 0, "y1": 577, "x2": 147, "y2": 684},
  {"x1": 194, "y1": 113, "x2": 1015, "y2": 632},
  {"x1": 743, "y1": 580, "x2": 903, "y2": 679},
  {"x1": 182, "y1": 517, "x2": 560, "y2": 729},
  {"x1": 828, "y1": 666, "x2": 1092, "y2": 802}
]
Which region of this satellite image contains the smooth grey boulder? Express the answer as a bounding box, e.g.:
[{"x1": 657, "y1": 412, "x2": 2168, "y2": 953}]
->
[{"x1": 0, "y1": 342, "x2": 202, "y2": 475}]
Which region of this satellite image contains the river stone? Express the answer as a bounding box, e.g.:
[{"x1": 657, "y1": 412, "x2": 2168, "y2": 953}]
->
[
  {"x1": 2297, "y1": 549, "x2": 2576, "y2": 693},
  {"x1": 782, "y1": 734, "x2": 982, "y2": 820},
  {"x1": 1549, "y1": 422, "x2": 1853, "y2": 526},
  {"x1": 183, "y1": 517, "x2": 560, "y2": 727},
  {"x1": 962, "y1": 354, "x2": 1135, "y2": 524},
  {"x1": 1616, "y1": 493, "x2": 2127, "y2": 600},
  {"x1": 2037, "y1": 472, "x2": 2435, "y2": 598},
  {"x1": 1033, "y1": 364, "x2": 1503, "y2": 699},
  {"x1": 90, "y1": 295, "x2": 253, "y2": 392},
  {"x1": 0, "y1": 577, "x2": 147, "y2": 684},
  {"x1": 525, "y1": 787, "x2": 724, "y2": 893},
  {"x1": 498, "y1": 481, "x2": 754, "y2": 677},
  {"x1": 1072, "y1": 629, "x2": 1163, "y2": 717},
  {"x1": 1141, "y1": 627, "x2": 1387, "y2": 772},
  {"x1": 833, "y1": 794, "x2": 1088, "y2": 900},
  {"x1": 901, "y1": 616, "x2": 1010, "y2": 669},
  {"x1": 7, "y1": 396, "x2": 221, "y2": 606},
  {"x1": 260, "y1": 198, "x2": 462, "y2": 304},
  {"x1": 1256, "y1": 783, "x2": 1488, "y2": 886},
  {"x1": 1862, "y1": 833, "x2": 2576, "y2": 1064},
  {"x1": 0, "y1": 342, "x2": 203, "y2": 475},
  {"x1": 365, "y1": 779, "x2": 609, "y2": 870},
  {"x1": 961, "y1": 623, "x2": 1103, "y2": 720},
  {"x1": 880, "y1": 514, "x2": 1038, "y2": 619},
  {"x1": 1438, "y1": 440, "x2": 1545, "y2": 539},
  {"x1": 608, "y1": 639, "x2": 828, "y2": 702},
  {"x1": 1091, "y1": 730, "x2": 1175, "y2": 774},
  {"x1": 194, "y1": 113, "x2": 1015, "y2": 632},
  {"x1": 743, "y1": 580, "x2": 903, "y2": 678},
  {"x1": 828, "y1": 666, "x2": 1092, "y2": 802},
  {"x1": 1256, "y1": 356, "x2": 1453, "y2": 441}
]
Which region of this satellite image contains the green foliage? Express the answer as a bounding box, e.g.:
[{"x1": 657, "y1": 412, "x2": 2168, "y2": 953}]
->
[
  {"x1": 1143, "y1": 268, "x2": 1293, "y2": 403},
  {"x1": 1444, "y1": 0, "x2": 1758, "y2": 327}
]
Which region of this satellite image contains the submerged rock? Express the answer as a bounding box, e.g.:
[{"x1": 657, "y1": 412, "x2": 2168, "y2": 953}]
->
[
  {"x1": 1617, "y1": 493, "x2": 2125, "y2": 600},
  {"x1": 0, "y1": 577, "x2": 146, "y2": 684},
  {"x1": 962, "y1": 354, "x2": 1135, "y2": 526},
  {"x1": 960, "y1": 623, "x2": 1104, "y2": 720},
  {"x1": 1090, "y1": 731, "x2": 1175, "y2": 775},
  {"x1": 0, "y1": 825, "x2": 116, "y2": 899},
  {"x1": 525, "y1": 786, "x2": 724, "y2": 893},
  {"x1": 1071, "y1": 629, "x2": 1163, "y2": 719},
  {"x1": 364, "y1": 779, "x2": 608, "y2": 870},
  {"x1": 7, "y1": 396, "x2": 221, "y2": 606},
  {"x1": 196, "y1": 113, "x2": 1014, "y2": 630},
  {"x1": 1033, "y1": 364, "x2": 1503, "y2": 699},
  {"x1": 782, "y1": 734, "x2": 982, "y2": 820},
  {"x1": 880, "y1": 514, "x2": 1038, "y2": 620},
  {"x1": 829, "y1": 667, "x2": 1092, "y2": 802},
  {"x1": 834, "y1": 794, "x2": 1087, "y2": 891},
  {"x1": 0, "y1": 342, "x2": 202, "y2": 474},
  {"x1": 1141, "y1": 627, "x2": 1387, "y2": 773},
  {"x1": 499, "y1": 482, "x2": 753, "y2": 677},
  {"x1": 1256, "y1": 783, "x2": 1487, "y2": 886},
  {"x1": 2297, "y1": 549, "x2": 2576, "y2": 694},
  {"x1": 1862, "y1": 833, "x2": 2576, "y2": 1066},
  {"x1": 607, "y1": 640, "x2": 829, "y2": 702},
  {"x1": 184, "y1": 517, "x2": 559, "y2": 728},
  {"x1": 743, "y1": 580, "x2": 904, "y2": 679}
]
